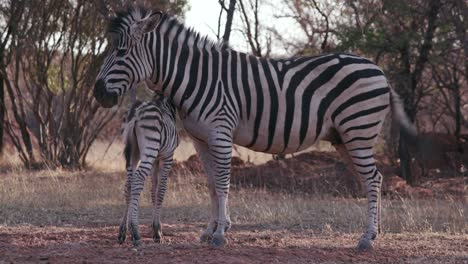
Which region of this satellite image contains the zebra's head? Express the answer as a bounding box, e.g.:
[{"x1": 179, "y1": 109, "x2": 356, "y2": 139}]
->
[{"x1": 94, "y1": 8, "x2": 164, "y2": 108}]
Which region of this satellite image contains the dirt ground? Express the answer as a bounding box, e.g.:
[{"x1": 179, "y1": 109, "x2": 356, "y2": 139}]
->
[
  {"x1": 1, "y1": 223, "x2": 466, "y2": 264},
  {"x1": 1, "y1": 149, "x2": 466, "y2": 263}
]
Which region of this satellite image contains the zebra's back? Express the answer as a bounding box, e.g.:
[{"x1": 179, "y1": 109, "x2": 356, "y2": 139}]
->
[
  {"x1": 230, "y1": 53, "x2": 390, "y2": 154},
  {"x1": 122, "y1": 96, "x2": 179, "y2": 162}
]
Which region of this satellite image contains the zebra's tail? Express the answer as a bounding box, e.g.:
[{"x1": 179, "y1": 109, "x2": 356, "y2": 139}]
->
[
  {"x1": 122, "y1": 117, "x2": 137, "y2": 167},
  {"x1": 389, "y1": 86, "x2": 418, "y2": 141}
]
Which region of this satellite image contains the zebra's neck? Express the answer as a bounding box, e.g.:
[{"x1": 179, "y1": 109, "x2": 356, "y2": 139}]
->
[{"x1": 150, "y1": 17, "x2": 236, "y2": 116}]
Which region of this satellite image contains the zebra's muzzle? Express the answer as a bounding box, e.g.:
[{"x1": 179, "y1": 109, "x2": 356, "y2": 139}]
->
[{"x1": 94, "y1": 79, "x2": 119, "y2": 108}]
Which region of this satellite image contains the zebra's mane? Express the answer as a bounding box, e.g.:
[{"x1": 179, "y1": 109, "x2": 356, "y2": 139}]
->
[{"x1": 108, "y1": 7, "x2": 228, "y2": 50}]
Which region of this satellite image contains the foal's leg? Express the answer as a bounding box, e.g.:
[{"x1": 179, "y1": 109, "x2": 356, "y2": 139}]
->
[
  {"x1": 151, "y1": 156, "x2": 173, "y2": 243},
  {"x1": 118, "y1": 140, "x2": 139, "y2": 244},
  {"x1": 150, "y1": 161, "x2": 160, "y2": 242},
  {"x1": 127, "y1": 142, "x2": 159, "y2": 247},
  {"x1": 118, "y1": 169, "x2": 132, "y2": 244}
]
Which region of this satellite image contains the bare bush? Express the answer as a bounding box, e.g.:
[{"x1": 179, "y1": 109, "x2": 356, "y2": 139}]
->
[
  {"x1": 1, "y1": 0, "x2": 116, "y2": 169},
  {"x1": 0, "y1": 0, "x2": 188, "y2": 169}
]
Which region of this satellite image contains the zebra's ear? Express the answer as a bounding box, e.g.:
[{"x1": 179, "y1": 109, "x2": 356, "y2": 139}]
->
[
  {"x1": 140, "y1": 11, "x2": 163, "y2": 34},
  {"x1": 133, "y1": 11, "x2": 162, "y2": 40}
]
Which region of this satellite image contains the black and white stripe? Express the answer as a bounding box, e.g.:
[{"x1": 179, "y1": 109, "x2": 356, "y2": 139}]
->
[
  {"x1": 118, "y1": 93, "x2": 178, "y2": 246},
  {"x1": 94, "y1": 7, "x2": 416, "y2": 251}
]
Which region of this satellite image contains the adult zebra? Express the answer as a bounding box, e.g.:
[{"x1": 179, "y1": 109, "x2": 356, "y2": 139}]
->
[{"x1": 94, "y1": 7, "x2": 416, "y2": 251}]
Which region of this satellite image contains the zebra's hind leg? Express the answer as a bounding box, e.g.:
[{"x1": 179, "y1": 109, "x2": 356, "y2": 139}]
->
[
  {"x1": 128, "y1": 154, "x2": 157, "y2": 247},
  {"x1": 335, "y1": 100, "x2": 387, "y2": 251},
  {"x1": 150, "y1": 161, "x2": 161, "y2": 243},
  {"x1": 118, "y1": 172, "x2": 131, "y2": 244},
  {"x1": 127, "y1": 169, "x2": 146, "y2": 247},
  {"x1": 345, "y1": 144, "x2": 383, "y2": 252},
  {"x1": 334, "y1": 144, "x2": 364, "y2": 195},
  {"x1": 119, "y1": 139, "x2": 139, "y2": 244},
  {"x1": 151, "y1": 157, "x2": 173, "y2": 243}
]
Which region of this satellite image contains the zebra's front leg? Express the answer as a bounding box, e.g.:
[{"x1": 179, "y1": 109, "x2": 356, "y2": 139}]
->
[
  {"x1": 209, "y1": 141, "x2": 233, "y2": 248},
  {"x1": 193, "y1": 140, "x2": 220, "y2": 242},
  {"x1": 151, "y1": 157, "x2": 172, "y2": 243},
  {"x1": 200, "y1": 175, "x2": 220, "y2": 242}
]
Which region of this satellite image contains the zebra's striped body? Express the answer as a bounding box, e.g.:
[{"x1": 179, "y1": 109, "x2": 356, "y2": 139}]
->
[
  {"x1": 94, "y1": 8, "x2": 416, "y2": 251},
  {"x1": 119, "y1": 94, "x2": 178, "y2": 246}
]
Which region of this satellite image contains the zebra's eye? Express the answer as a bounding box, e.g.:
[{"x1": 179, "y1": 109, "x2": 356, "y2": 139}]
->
[{"x1": 116, "y1": 48, "x2": 127, "y2": 57}]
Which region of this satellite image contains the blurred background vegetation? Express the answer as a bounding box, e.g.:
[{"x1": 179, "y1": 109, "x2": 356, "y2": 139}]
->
[
  {"x1": 0, "y1": 0, "x2": 466, "y2": 186},
  {"x1": 0, "y1": 4, "x2": 465, "y2": 259}
]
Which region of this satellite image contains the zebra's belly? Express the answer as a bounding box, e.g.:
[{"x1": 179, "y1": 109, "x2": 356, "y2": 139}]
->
[
  {"x1": 233, "y1": 123, "x2": 326, "y2": 155},
  {"x1": 181, "y1": 114, "x2": 328, "y2": 155},
  {"x1": 181, "y1": 118, "x2": 213, "y2": 143},
  {"x1": 237, "y1": 141, "x2": 318, "y2": 154}
]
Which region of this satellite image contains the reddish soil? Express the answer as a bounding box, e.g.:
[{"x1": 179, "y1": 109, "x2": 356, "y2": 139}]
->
[{"x1": 1, "y1": 224, "x2": 467, "y2": 264}]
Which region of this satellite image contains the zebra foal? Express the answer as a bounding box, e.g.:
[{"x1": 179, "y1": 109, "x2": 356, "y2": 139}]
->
[
  {"x1": 119, "y1": 93, "x2": 178, "y2": 247},
  {"x1": 94, "y1": 7, "x2": 417, "y2": 251}
]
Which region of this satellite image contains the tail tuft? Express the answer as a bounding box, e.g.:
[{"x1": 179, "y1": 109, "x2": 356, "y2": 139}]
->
[
  {"x1": 389, "y1": 88, "x2": 417, "y2": 141},
  {"x1": 124, "y1": 141, "x2": 132, "y2": 168},
  {"x1": 122, "y1": 118, "x2": 136, "y2": 168}
]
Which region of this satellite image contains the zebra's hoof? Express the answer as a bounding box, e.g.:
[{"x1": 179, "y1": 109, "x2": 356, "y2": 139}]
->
[
  {"x1": 118, "y1": 226, "x2": 126, "y2": 244},
  {"x1": 153, "y1": 233, "x2": 163, "y2": 243},
  {"x1": 130, "y1": 224, "x2": 141, "y2": 246},
  {"x1": 210, "y1": 234, "x2": 227, "y2": 248},
  {"x1": 153, "y1": 231, "x2": 163, "y2": 243},
  {"x1": 132, "y1": 239, "x2": 142, "y2": 248},
  {"x1": 357, "y1": 238, "x2": 374, "y2": 252},
  {"x1": 224, "y1": 222, "x2": 232, "y2": 232},
  {"x1": 152, "y1": 223, "x2": 163, "y2": 243},
  {"x1": 200, "y1": 232, "x2": 213, "y2": 243}
]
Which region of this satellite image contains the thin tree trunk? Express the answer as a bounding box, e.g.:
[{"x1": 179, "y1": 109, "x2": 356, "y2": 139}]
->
[
  {"x1": 397, "y1": 45, "x2": 416, "y2": 185},
  {"x1": 222, "y1": 0, "x2": 236, "y2": 42},
  {"x1": 398, "y1": 0, "x2": 441, "y2": 186},
  {"x1": 399, "y1": 131, "x2": 414, "y2": 185},
  {"x1": 452, "y1": 83, "x2": 461, "y2": 142},
  {"x1": 0, "y1": 72, "x2": 4, "y2": 156},
  {"x1": 4, "y1": 76, "x2": 35, "y2": 167}
]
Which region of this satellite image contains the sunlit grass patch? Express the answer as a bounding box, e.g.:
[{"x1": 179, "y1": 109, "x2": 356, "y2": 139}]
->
[{"x1": 0, "y1": 169, "x2": 465, "y2": 236}]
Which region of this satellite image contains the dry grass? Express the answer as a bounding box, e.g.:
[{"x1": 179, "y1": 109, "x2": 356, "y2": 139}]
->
[
  {"x1": 2, "y1": 141, "x2": 467, "y2": 263},
  {"x1": 1, "y1": 143, "x2": 467, "y2": 263},
  {"x1": 0, "y1": 167, "x2": 466, "y2": 235},
  {"x1": 84, "y1": 139, "x2": 336, "y2": 171}
]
